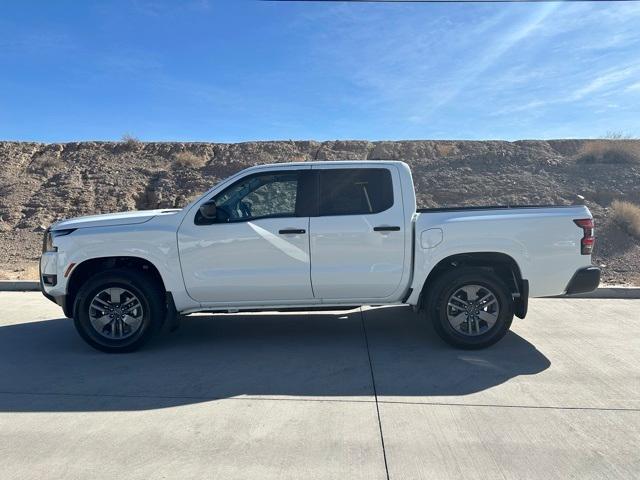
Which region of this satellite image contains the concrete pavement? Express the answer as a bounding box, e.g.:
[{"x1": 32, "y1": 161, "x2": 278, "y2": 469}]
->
[{"x1": 0, "y1": 292, "x2": 638, "y2": 479}]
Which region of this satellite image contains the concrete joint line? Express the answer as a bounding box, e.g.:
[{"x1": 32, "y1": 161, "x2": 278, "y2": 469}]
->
[
  {"x1": 376, "y1": 399, "x2": 640, "y2": 413},
  {"x1": 360, "y1": 308, "x2": 391, "y2": 480}
]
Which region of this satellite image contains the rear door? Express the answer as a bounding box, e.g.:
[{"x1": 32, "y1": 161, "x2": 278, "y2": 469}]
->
[
  {"x1": 309, "y1": 165, "x2": 406, "y2": 300},
  {"x1": 178, "y1": 167, "x2": 315, "y2": 304}
]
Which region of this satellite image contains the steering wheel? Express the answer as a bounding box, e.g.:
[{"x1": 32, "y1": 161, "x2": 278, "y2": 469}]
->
[{"x1": 239, "y1": 201, "x2": 252, "y2": 218}]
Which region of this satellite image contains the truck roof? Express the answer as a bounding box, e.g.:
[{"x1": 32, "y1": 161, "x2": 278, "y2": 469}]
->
[{"x1": 251, "y1": 159, "x2": 409, "y2": 169}]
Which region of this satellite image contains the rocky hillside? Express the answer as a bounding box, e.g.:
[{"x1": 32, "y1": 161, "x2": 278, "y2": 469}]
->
[{"x1": 1, "y1": 139, "x2": 639, "y2": 285}]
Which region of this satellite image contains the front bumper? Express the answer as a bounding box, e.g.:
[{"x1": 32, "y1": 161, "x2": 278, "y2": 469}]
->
[
  {"x1": 565, "y1": 266, "x2": 601, "y2": 295},
  {"x1": 39, "y1": 252, "x2": 70, "y2": 316},
  {"x1": 39, "y1": 254, "x2": 55, "y2": 302},
  {"x1": 40, "y1": 277, "x2": 69, "y2": 316}
]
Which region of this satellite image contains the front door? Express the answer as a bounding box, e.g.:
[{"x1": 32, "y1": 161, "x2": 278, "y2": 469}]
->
[
  {"x1": 178, "y1": 168, "x2": 314, "y2": 304},
  {"x1": 309, "y1": 166, "x2": 406, "y2": 300}
]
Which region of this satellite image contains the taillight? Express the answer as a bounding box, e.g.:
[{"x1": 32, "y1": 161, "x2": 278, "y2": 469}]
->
[{"x1": 574, "y1": 218, "x2": 594, "y2": 255}]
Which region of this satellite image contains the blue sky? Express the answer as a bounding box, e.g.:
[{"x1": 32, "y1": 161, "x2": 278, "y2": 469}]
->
[{"x1": 1, "y1": 0, "x2": 640, "y2": 142}]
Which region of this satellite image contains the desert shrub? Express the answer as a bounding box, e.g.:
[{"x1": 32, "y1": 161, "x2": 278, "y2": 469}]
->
[
  {"x1": 576, "y1": 140, "x2": 640, "y2": 165},
  {"x1": 121, "y1": 133, "x2": 142, "y2": 149},
  {"x1": 173, "y1": 151, "x2": 206, "y2": 168},
  {"x1": 602, "y1": 131, "x2": 633, "y2": 140},
  {"x1": 611, "y1": 200, "x2": 640, "y2": 239}
]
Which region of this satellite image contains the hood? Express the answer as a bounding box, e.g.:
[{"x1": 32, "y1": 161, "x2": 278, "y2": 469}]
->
[{"x1": 52, "y1": 209, "x2": 181, "y2": 231}]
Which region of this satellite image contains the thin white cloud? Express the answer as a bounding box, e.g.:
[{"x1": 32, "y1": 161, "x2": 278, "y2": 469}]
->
[
  {"x1": 423, "y1": 2, "x2": 561, "y2": 116},
  {"x1": 491, "y1": 100, "x2": 549, "y2": 116},
  {"x1": 570, "y1": 65, "x2": 640, "y2": 100},
  {"x1": 287, "y1": 2, "x2": 640, "y2": 136},
  {"x1": 488, "y1": 63, "x2": 640, "y2": 117}
]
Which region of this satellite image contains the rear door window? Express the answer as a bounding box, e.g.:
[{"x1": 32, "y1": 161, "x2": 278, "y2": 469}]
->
[{"x1": 318, "y1": 168, "x2": 394, "y2": 216}]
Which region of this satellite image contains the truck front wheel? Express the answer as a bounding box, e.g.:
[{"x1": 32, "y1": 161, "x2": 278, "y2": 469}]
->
[
  {"x1": 73, "y1": 268, "x2": 164, "y2": 353},
  {"x1": 428, "y1": 267, "x2": 514, "y2": 349}
]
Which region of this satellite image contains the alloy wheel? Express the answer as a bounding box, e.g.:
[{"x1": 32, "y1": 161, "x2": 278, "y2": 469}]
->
[
  {"x1": 88, "y1": 287, "x2": 144, "y2": 340},
  {"x1": 445, "y1": 284, "x2": 500, "y2": 336}
]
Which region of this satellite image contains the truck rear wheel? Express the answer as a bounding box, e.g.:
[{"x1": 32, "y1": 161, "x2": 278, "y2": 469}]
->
[
  {"x1": 428, "y1": 267, "x2": 514, "y2": 349},
  {"x1": 73, "y1": 268, "x2": 164, "y2": 353}
]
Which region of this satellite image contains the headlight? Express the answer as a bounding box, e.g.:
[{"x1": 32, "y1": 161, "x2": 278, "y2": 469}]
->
[
  {"x1": 42, "y1": 228, "x2": 75, "y2": 253},
  {"x1": 43, "y1": 229, "x2": 54, "y2": 253}
]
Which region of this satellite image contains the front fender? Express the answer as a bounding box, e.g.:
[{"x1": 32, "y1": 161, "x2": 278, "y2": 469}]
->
[{"x1": 51, "y1": 221, "x2": 197, "y2": 312}]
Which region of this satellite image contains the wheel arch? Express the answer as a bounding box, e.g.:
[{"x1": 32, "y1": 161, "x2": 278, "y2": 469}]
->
[
  {"x1": 64, "y1": 256, "x2": 167, "y2": 317},
  {"x1": 418, "y1": 252, "x2": 528, "y2": 319}
]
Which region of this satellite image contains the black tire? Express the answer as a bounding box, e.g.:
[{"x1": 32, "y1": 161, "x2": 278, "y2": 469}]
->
[
  {"x1": 427, "y1": 267, "x2": 514, "y2": 349},
  {"x1": 73, "y1": 268, "x2": 164, "y2": 353}
]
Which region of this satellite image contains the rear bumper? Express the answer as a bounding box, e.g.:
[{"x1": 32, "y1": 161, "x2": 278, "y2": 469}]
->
[{"x1": 565, "y1": 266, "x2": 601, "y2": 295}]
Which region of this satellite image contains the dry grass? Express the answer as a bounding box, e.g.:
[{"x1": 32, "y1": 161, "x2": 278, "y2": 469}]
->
[
  {"x1": 576, "y1": 140, "x2": 640, "y2": 165},
  {"x1": 173, "y1": 151, "x2": 207, "y2": 168},
  {"x1": 611, "y1": 200, "x2": 640, "y2": 239},
  {"x1": 435, "y1": 143, "x2": 457, "y2": 157}
]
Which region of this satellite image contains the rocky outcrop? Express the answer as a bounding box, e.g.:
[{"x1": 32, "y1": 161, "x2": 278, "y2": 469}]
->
[{"x1": 1, "y1": 140, "x2": 639, "y2": 284}]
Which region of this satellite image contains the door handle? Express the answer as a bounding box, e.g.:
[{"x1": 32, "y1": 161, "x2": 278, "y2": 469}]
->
[
  {"x1": 279, "y1": 229, "x2": 306, "y2": 235},
  {"x1": 373, "y1": 226, "x2": 400, "y2": 232}
]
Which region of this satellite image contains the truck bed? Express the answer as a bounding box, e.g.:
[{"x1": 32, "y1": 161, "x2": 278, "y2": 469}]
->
[{"x1": 417, "y1": 204, "x2": 577, "y2": 213}]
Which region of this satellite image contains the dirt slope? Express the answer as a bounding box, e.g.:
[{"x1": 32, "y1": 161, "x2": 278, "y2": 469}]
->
[{"x1": 1, "y1": 139, "x2": 639, "y2": 285}]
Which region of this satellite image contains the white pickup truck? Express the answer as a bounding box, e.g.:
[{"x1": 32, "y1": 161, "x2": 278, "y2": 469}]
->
[{"x1": 40, "y1": 161, "x2": 600, "y2": 352}]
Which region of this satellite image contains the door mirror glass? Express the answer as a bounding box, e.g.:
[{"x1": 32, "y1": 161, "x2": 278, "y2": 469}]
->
[
  {"x1": 198, "y1": 200, "x2": 217, "y2": 220},
  {"x1": 195, "y1": 199, "x2": 232, "y2": 225}
]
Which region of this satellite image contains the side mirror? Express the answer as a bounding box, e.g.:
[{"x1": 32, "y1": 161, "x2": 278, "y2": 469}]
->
[{"x1": 198, "y1": 200, "x2": 217, "y2": 220}]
